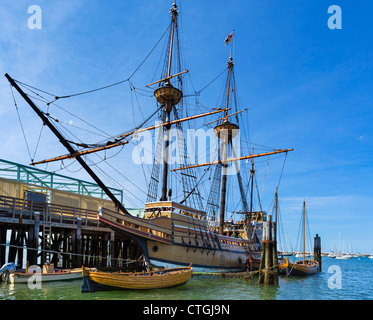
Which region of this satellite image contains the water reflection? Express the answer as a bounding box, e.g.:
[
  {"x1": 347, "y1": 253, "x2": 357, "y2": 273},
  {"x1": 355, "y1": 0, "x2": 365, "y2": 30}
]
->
[{"x1": 255, "y1": 280, "x2": 280, "y2": 300}]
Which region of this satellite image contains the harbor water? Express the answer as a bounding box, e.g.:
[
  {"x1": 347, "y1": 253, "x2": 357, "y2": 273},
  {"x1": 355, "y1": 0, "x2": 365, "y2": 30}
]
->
[{"x1": 0, "y1": 257, "x2": 372, "y2": 300}]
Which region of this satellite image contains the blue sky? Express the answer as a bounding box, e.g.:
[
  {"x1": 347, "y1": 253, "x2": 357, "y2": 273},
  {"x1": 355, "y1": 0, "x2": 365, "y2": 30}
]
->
[{"x1": 0, "y1": 0, "x2": 372, "y2": 253}]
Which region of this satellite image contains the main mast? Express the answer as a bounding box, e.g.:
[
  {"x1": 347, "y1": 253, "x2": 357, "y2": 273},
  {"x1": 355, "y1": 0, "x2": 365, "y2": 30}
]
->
[{"x1": 154, "y1": 2, "x2": 183, "y2": 201}]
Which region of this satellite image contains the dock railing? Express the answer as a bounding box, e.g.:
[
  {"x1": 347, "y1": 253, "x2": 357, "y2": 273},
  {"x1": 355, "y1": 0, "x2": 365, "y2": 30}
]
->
[{"x1": 0, "y1": 194, "x2": 101, "y2": 228}]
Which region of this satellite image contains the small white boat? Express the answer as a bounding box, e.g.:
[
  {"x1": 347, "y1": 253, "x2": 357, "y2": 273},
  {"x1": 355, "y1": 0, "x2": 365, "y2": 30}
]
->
[
  {"x1": 5, "y1": 263, "x2": 82, "y2": 284},
  {"x1": 369, "y1": 255, "x2": 373, "y2": 259},
  {"x1": 9, "y1": 269, "x2": 82, "y2": 283},
  {"x1": 335, "y1": 254, "x2": 353, "y2": 260}
]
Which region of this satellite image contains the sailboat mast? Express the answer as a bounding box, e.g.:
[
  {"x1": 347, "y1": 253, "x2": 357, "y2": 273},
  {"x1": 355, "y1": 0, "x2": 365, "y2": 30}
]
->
[
  {"x1": 160, "y1": 2, "x2": 179, "y2": 201},
  {"x1": 225, "y1": 64, "x2": 233, "y2": 118},
  {"x1": 224, "y1": 30, "x2": 234, "y2": 118},
  {"x1": 303, "y1": 199, "x2": 306, "y2": 264},
  {"x1": 167, "y1": 3, "x2": 177, "y2": 78}
]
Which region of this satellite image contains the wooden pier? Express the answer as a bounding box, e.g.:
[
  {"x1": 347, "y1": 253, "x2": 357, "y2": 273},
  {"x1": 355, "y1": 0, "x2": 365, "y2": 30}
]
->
[
  {"x1": 0, "y1": 194, "x2": 143, "y2": 270},
  {"x1": 258, "y1": 216, "x2": 279, "y2": 285}
]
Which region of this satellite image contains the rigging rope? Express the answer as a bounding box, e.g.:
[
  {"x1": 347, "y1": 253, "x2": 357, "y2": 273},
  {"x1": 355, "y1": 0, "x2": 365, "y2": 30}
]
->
[
  {"x1": 10, "y1": 84, "x2": 33, "y2": 162},
  {"x1": 260, "y1": 156, "x2": 270, "y2": 200},
  {"x1": 193, "y1": 68, "x2": 227, "y2": 96},
  {"x1": 32, "y1": 105, "x2": 50, "y2": 162},
  {"x1": 129, "y1": 80, "x2": 151, "y2": 189},
  {"x1": 21, "y1": 79, "x2": 163, "y2": 151},
  {"x1": 17, "y1": 84, "x2": 113, "y2": 139},
  {"x1": 46, "y1": 24, "x2": 171, "y2": 101},
  {"x1": 180, "y1": 166, "x2": 211, "y2": 205},
  {"x1": 276, "y1": 152, "x2": 288, "y2": 189}
]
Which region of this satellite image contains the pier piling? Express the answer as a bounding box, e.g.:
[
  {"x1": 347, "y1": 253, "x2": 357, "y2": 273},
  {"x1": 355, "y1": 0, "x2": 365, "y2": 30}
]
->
[
  {"x1": 0, "y1": 194, "x2": 144, "y2": 270},
  {"x1": 0, "y1": 226, "x2": 6, "y2": 266},
  {"x1": 258, "y1": 215, "x2": 279, "y2": 285},
  {"x1": 110, "y1": 231, "x2": 115, "y2": 267},
  {"x1": 75, "y1": 217, "x2": 82, "y2": 267},
  {"x1": 314, "y1": 234, "x2": 321, "y2": 272}
]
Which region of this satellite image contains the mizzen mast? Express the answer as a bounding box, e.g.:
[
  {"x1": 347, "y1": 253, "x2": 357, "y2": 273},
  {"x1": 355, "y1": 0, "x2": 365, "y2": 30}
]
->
[
  {"x1": 172, "y1": 29, "x2": 294, "y2": 235},
  {"x1": 214, "y1": 30, "x2": 239, "y2": 235},
  {"x1": 224, "y1": 30, "x2": 234, "y2": 119}
]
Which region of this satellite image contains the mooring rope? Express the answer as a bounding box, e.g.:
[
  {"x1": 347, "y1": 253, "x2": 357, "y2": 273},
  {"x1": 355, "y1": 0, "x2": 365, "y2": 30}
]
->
[{"x1": 0, "y1": 243, "x2": 140, "y2": 265}]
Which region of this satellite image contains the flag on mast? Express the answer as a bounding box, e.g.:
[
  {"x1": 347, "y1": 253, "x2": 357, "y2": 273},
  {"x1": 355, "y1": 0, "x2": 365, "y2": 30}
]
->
[{"x1": 225, "y1": 30, "x2": 234, "y2": 46}]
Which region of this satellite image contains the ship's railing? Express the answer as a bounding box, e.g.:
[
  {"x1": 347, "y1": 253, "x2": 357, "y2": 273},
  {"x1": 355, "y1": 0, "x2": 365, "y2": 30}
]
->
[
  {"x1": 145, "y1": 201, "x2": 206, "y2": 220},
  {"x1": 99, "y1": 207, "x2": 173, "y2": 243},
  {"x1": 99, "y1": 206, "x2": 221, "y2": 248}
]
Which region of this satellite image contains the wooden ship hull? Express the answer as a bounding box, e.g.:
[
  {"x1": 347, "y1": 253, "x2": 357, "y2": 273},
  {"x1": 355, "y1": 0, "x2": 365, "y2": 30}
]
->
[
  {"x1": 99, "y1": 204, "x2": 261, "y2": 273},
  {"x1": 146, "y1": 241, "x2": 260, "y2": 273},
  {"x1": 81, "y1": 265, "x2": 192, "y2": 292}
]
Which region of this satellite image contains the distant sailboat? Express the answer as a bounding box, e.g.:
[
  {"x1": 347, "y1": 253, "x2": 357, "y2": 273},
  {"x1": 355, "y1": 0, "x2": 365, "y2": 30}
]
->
[
  {"x1": 335, "y1": 253, "x2": 353, "y2": 260},
  {"x1": 280, "y1": 200, "x2": 319, "y2": 276},
  {"x1": 328, "y1": 241, "x2": 337, "y2": 258},
  {"x1": 335, "y1": 237, "x2": 354, "y2": 259}
]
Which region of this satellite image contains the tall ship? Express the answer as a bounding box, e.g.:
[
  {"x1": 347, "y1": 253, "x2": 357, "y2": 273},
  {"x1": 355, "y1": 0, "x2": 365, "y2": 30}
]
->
[{"x1": 5, "y1": 2, "x2": 292, "y2": 272}]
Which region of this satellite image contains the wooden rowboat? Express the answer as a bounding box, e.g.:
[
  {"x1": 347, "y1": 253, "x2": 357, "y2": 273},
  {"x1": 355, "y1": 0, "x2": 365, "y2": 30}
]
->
[
  {"x1": 81, "y1": 265, "x2": 193, "y2": 292},
  {"x1": 280, "y1": 257, "x2": 319, "y2": 276},
  {"x1": 8, "y1": 264, "x2": 82, "y2": 284}
]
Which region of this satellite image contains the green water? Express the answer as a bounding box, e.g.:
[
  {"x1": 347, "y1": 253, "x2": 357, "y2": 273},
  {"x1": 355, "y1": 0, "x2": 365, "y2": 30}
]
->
[{"x1": 0, "y1": 257, "x2": 372, "y2": 300}]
